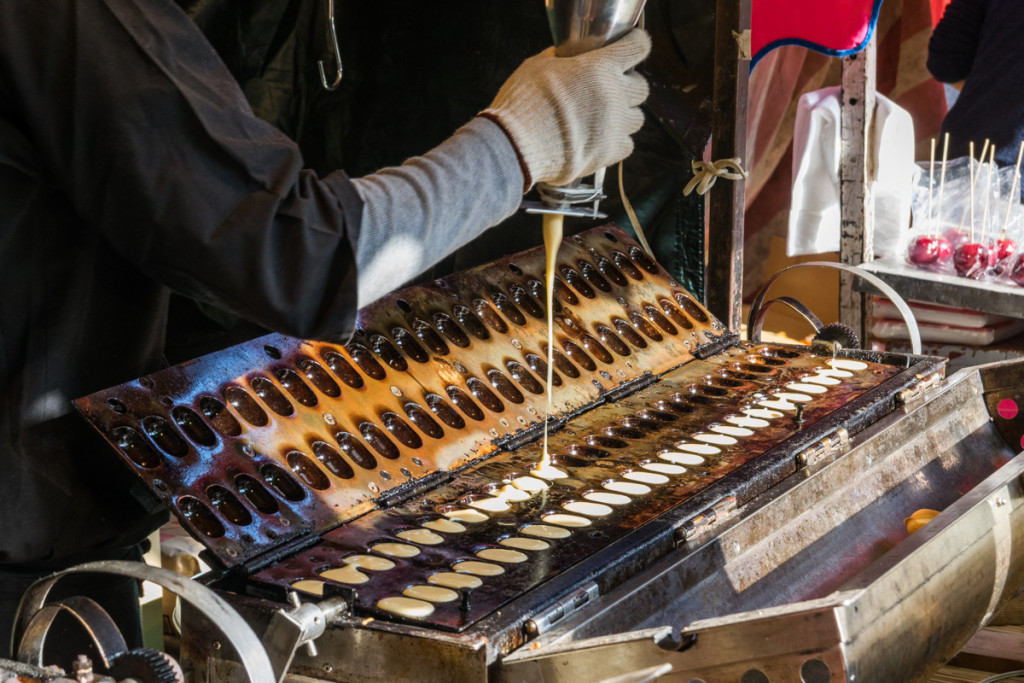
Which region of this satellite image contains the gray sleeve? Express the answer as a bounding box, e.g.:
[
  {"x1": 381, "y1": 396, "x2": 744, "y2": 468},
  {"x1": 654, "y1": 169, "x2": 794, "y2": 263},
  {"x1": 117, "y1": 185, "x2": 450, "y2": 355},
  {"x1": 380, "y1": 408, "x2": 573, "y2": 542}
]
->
[{"x1": 351, "y1": 117, "x2": 525, "y2": 308}]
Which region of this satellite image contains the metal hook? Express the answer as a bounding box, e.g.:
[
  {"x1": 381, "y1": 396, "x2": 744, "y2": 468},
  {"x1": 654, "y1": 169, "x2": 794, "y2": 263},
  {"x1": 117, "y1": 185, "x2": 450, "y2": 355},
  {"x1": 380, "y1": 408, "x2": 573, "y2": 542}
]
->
[{"x1": 317, "y1": 0, "x2": 342, "y2": 91}]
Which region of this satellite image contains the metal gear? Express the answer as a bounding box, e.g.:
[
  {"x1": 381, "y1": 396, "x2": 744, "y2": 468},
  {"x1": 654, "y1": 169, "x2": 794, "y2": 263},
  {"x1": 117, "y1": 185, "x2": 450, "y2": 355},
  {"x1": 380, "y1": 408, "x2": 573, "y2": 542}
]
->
[
  {"x1": 106, "y1": 648, "x2": 183, "y2": 683},
  {"x1": 813, "y1": 322, "x2": 860, "y2": 350}
]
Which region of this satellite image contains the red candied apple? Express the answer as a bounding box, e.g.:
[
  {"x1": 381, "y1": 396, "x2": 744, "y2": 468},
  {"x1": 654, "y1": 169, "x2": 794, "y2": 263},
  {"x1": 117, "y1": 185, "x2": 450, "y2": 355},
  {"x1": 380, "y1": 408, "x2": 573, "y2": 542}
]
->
[
  {"x1": 907, "y1": 235, "x2": 943, "y2": 265},
  {"x1": 944, "y1": 227, "x2": 970, "y2": 250},
  {"x1": 991, "y1": 237, "x2": 1018, "y2": 275},
  {"x1": 995, "y1": 237, "x2": 1018, "y2": 263},
  {"x1": 953, "y1": 242, "x2": 991, "y2": 279},
  {"x1": 937, "y1": 236, "x2": 953, "y2": 261},
  {"x1": 1011, "y1": 254, "x2": 1024, "y2": 286}
]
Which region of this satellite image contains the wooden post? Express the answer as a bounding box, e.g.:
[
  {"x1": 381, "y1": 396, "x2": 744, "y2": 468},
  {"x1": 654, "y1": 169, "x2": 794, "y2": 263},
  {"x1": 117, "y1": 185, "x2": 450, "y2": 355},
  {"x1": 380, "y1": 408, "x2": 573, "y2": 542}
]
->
[
  {"x1": 839, "y1": 40, "x2": 877, "y2": 343},
  {"x1": 706, "y1": 0, "x2": 751, "y2": 332}
]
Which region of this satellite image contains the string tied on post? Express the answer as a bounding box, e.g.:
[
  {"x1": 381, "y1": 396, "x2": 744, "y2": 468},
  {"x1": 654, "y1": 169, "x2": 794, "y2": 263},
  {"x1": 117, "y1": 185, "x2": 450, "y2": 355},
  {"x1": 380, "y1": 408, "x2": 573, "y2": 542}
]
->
[{"x1": 682, "y1": 157, "x2": 748, "y2": 196}]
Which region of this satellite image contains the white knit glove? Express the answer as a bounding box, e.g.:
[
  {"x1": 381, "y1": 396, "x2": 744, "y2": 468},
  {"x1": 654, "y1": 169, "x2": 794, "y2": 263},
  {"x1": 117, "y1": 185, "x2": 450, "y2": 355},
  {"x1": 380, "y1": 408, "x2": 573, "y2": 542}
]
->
[{"x1": 480, "y1": 28, "x2": 652, "y2": 190}]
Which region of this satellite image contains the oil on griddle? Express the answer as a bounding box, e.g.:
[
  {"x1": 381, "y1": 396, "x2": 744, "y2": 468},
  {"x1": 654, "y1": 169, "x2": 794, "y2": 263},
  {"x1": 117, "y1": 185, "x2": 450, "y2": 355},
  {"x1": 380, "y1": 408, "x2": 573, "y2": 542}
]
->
[{"x1": 73, "y1": 225, "x2": 898, "y2": 632}]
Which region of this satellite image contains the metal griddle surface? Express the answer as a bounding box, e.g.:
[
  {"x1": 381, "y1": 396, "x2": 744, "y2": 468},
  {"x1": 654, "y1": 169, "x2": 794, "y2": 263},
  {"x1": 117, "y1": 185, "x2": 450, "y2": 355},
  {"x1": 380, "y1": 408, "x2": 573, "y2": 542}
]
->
[
  {"x1": 72, "y1": 224, "x2": 906, "y2": 636},
  {"x1": 248, "y1": 345, "x2": 899, "y2": 630},
  {"x1": 74, "y1": 226, "x2": 727, "y2": 568}
]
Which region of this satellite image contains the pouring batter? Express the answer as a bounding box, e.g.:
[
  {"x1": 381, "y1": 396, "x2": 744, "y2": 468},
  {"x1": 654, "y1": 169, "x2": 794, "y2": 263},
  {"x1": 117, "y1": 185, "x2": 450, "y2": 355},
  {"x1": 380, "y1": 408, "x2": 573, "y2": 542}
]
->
[{"x1": 535, "y1": 212, "x2": 570, "y2": 480}]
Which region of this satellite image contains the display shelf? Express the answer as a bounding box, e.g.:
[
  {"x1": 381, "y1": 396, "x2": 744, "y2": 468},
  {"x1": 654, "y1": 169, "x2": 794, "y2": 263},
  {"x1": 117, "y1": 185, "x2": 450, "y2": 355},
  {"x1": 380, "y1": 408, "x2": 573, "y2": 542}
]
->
[
  {"x1": 872, "y1": 331, "x2": 1024, "y2": 372},
  {"x1": 856, "y1": 257, "x2": 1024, "y2": 321}
]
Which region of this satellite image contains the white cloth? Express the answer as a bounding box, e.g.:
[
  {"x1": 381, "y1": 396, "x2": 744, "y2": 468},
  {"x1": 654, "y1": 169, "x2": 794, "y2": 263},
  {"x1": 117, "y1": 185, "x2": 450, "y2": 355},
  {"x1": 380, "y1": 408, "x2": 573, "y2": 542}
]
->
[{"x1": 787, "y1": 86, "x2": 916, "y2": 257}]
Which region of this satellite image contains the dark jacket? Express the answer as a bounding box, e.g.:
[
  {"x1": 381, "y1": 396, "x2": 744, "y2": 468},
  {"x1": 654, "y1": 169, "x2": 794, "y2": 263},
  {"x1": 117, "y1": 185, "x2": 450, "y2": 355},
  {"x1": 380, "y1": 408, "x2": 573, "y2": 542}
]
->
[
  {"x1": 0, "y1": 0, "x2": 362, "y2": 565},
  {"x1": 928, "y1": 0, "x2": 1024, "y2": 173}
]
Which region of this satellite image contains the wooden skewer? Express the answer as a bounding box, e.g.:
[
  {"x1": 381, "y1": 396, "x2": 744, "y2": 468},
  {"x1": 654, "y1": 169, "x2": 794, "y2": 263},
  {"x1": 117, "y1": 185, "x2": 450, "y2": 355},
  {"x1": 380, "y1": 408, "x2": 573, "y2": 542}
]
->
[
  {"x1": 983, "y1": 146, "x2": 995, "y2": 242},
  {"x1": 938, "y1": 132, "x2": 950, "y2": 228},
  {"x1": 958, "y1": 138, "x2": 991, "y2": 231},
  {"x1": 970, "y1": 141, "x2": 977, "y2": 241},
  {"x1": 1002, "y1": 140, "x2": 1024, "y2": 238},
  {"x1": 928, "y1": 138, "x2": 936, "y2": 232}
]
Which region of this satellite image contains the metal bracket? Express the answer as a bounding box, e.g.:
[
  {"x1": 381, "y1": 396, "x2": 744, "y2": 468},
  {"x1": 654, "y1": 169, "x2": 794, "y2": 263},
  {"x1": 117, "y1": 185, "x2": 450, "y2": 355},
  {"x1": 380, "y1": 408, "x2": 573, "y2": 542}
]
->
[
  {"x1": 500, "y1": 604, "x2": 846, "y2": 683},
  {"x1": 16, "y1": 596, "x2": 128, "y2": 669},
  {"x1": 747, "y1": 261, "x2": 922, "y2": 355}
]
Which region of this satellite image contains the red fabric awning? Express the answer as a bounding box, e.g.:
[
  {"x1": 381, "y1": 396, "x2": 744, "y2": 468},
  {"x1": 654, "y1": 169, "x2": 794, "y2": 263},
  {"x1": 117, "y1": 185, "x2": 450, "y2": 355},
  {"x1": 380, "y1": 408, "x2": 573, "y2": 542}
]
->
[
  {"x1": 930, "y1": 0, "x2": 951, "y2": 24},
  {"x1": 752, "y1": 0, "x2": 884, "y2": 67}
]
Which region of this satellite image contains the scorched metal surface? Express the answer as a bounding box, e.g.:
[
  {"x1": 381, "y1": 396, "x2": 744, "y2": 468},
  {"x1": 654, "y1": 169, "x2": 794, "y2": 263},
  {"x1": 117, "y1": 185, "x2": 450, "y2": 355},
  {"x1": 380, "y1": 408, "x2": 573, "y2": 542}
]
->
[
  {"x1": 73, "y1": 226, "x2": 732, "y2": 570},
  {"x1": 71, "y1": 225, "x2": 944, "y2": 677}
]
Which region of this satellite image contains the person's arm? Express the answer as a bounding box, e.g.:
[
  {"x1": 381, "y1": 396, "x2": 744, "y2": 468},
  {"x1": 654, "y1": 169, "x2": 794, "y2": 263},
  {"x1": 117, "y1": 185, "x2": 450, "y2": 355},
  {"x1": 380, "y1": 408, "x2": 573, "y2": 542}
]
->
[
  {"x1": 2, "y1": 0, "x2": 649, "y2": 338},
  {"x1": 352, "y1": 118, "x2": 523, "y2": 309},
  {"x1": 927, "y1": 0, "x2": 987, "y2": 84},
  {"x1": 351, "y1": 30, "x2": 651, "y2": 308}
]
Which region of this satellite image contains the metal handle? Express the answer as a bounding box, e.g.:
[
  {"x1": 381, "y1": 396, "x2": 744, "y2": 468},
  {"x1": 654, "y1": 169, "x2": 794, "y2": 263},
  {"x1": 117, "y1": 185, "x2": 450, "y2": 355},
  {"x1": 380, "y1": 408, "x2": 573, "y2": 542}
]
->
[
  {"x1": 13, "y1": 560, "x2": 275, "y2": 683},
  {"x1": 746, "y1": 261, "x2": 922, "y2": 356}
]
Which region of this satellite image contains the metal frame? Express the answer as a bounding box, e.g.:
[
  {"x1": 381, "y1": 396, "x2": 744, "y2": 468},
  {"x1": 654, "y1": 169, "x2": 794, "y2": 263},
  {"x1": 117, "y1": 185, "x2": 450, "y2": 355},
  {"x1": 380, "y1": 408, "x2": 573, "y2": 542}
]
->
[
  {"x1": 705, "y1": 0, "x2": 751, "y2": 332},
  {"x1": 838, "y1": 44, "x2": 878, "y2": 343}
]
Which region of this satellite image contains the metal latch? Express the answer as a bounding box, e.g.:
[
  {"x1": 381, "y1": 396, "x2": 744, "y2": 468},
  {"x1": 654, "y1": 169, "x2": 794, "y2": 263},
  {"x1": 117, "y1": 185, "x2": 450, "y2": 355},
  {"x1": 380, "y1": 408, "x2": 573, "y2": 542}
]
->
[
  {"x1": 525, "y1": 582, "x2": 599, "y2": 636},
  {"x1": 675, "y1": 496, "x2": 738, "y2": 545},
  {"x1": 897, "y1": 371, "x2": 944, "y2": 413},
  {"x1": 796, "y1": 428, "x2": 851, "y2": 470},
  {"x1": 263, "y1": 592, "x2": 350, "y2": 682}
]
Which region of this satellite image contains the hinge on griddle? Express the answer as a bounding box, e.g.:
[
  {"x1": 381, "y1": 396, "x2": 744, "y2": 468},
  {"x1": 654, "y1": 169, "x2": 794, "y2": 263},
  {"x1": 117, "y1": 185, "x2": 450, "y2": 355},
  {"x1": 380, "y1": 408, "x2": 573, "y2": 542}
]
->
[
  {"x1": 674, "y1": 496, "x2": 738, "y2": 545},
  {"x1": 239, "y1": 532, "x2": 324, "y2": 576},
  {"x1": 493, "y1": 374, "x2": 660, "y2": 454},
  {"x1": 897, "y1": 370, "x2": 944, "y2": 413},
  {"x1": 493, "y1": 416, "x2": 569, "y2": 453},
  {"x1": 524, "y1": 582, "x2": 600, "y2": 636},
  {"x1": 795, "y1": 428, "x2": 851, "y2": 471},
  {"x1": 693, "y1": 332, "x2": 740, "y2": 360},
  {"x1": 378, "y1": 471, "x2": 454, "y2": 509},
  {"x1": 603, "y1": 372, "x2": 659, "y2": 403}
]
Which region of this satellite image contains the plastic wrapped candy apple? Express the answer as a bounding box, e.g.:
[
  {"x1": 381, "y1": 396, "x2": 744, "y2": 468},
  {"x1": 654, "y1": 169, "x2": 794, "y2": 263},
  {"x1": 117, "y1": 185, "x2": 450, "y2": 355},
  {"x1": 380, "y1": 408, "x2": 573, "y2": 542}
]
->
[
  {"x1": 953, "y1": 242, "x2": 991, "y2": 279},
  {"x1": 944, "y1": 227, "x2": 970, "y2": 250},
  {"x1": 992, "y1": 237, "x2": 1018, "y2": 274},
  {"x1": 1010, "y1": 253, "x2": 1024, "y2": 287},
  {"x1": 907, "y1": 234, "x2": 952, "y2": 268}
]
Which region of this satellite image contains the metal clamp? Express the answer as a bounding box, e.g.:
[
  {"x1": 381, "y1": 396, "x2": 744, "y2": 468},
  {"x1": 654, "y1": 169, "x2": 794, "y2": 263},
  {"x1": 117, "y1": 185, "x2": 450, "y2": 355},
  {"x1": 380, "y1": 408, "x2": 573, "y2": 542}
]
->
[
  {"x1": 524, "y1": 170, "x2": 608, "y2": 219},
  {"x1": 262, "y1": 592, "x2": 350, "y2": 682}
]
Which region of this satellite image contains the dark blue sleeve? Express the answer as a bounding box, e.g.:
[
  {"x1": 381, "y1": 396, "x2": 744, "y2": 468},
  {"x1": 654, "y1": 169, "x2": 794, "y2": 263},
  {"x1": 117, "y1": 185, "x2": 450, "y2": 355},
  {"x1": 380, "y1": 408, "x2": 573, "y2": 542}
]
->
[{"x1": 927, "y1": 0, "x2": 987, "y2": 83}]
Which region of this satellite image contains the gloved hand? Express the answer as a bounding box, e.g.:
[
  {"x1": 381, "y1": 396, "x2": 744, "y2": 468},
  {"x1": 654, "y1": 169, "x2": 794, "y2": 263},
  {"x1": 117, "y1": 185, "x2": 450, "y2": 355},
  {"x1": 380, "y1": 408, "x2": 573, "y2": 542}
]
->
[{"x1": 480, "y1": 28, "x2": 652, "y2": 190}]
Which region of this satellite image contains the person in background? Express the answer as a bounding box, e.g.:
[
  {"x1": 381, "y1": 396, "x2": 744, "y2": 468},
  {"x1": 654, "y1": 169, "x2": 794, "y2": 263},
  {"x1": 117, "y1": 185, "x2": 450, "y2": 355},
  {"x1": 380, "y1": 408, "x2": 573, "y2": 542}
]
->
[
  {"x1": 928, "y1": 0, "x2": 1024, "y2": 188},
  {"x1": 0, "y1": 0, "x2": 650, "y2": 656}
]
